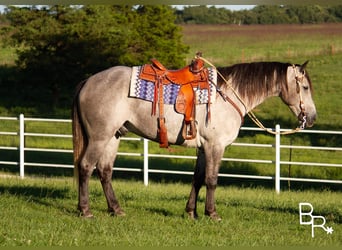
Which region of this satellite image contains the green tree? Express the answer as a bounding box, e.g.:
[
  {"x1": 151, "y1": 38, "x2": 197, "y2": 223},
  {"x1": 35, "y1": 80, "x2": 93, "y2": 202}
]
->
[
  {"x1": 249, "y1": 5, "x2": 291, "y2": 24},
  {"x1": 177, "y1": 5, "x2": 234, "y2": 24},
  {"x1": 123, "y1": 5, "x2": 188, "y2": 68},
  {"x1": 284, "y1": 5, "x2": 335, "y2": 24},
  {"x1": 174, "y1": 5, "x2": 342, "y2": 25},
  {"x1": 328, "y1": 5, "x2": 342, "y2": 21},
  {"x1": 3, "y1": 5, "x2": 188, "y2": 111}
]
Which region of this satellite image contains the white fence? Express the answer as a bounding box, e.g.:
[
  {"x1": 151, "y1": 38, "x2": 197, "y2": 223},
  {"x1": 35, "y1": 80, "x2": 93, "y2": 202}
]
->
[{"x1": 0, "y1": 114, "x2": 341, "y2": 192}]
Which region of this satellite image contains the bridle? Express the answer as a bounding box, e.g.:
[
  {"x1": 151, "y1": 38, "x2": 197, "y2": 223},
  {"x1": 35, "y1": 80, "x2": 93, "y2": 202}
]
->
[
  {"x1": 293, "y1": 64, "x2": 307, "y2": 130},
  {"x1": 198, "y1": 55, "x2": 308, "y2": 135}
]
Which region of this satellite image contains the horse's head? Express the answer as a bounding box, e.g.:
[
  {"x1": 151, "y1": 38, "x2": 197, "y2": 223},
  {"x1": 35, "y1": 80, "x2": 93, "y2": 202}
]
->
[{"x1": 281, "y1": 61, "x2": 317, "y2": 128}]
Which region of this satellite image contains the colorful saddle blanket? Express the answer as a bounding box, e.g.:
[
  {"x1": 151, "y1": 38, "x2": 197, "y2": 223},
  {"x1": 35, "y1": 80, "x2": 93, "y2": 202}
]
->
[{"x1": 129, "y1": 66, "x2": 217, "y2": 105}]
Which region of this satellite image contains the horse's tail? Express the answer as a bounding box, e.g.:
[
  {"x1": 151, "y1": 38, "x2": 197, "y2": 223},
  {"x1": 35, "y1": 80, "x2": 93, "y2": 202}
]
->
[{"x1": 72, "y1": 79, "x2": 88, "y2": 185}]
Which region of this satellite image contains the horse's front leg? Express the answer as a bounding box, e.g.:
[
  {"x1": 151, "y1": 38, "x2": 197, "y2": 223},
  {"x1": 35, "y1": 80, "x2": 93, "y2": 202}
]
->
[
  {"x1": 204, "y1": 144, "x2": 224, "y2": 221},
  {"x1": 185, "y1": 147, "x2": 206, "y2": 219}
]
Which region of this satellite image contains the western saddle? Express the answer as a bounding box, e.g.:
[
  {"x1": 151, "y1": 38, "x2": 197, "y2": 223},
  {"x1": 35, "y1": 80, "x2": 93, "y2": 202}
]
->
[{"x1": 139, "y1": 53, "x2": 210, "y2": 148}]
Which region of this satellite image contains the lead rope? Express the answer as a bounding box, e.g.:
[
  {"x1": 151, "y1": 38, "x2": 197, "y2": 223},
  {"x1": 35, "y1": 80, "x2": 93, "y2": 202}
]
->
[{"x1": 197, "y1": 55, "x2": 304, "y2": 135}]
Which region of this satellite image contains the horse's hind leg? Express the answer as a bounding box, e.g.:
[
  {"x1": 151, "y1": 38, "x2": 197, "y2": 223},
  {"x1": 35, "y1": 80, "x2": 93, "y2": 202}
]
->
[
  {"x1": 96, "y1": 136, "x2": 125, "y2": 216},
  {"x1": 78, "y1": 140, "x2": 110, "y2": 217}
]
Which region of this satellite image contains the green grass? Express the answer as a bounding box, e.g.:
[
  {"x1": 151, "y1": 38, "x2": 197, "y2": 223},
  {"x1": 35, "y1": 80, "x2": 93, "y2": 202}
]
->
[{"x1": 0, "y1": 176, "x2": 341, "y2": 246}]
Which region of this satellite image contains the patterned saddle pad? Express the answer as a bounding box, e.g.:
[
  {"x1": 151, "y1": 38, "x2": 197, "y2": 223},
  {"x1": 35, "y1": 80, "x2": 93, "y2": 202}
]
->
[{"x1": 129, "y1": 66, "x2": 217, "y2": 105}]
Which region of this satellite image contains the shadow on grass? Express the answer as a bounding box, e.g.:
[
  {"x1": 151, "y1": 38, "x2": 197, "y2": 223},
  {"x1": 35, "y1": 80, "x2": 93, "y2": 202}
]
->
[
  {"x1": 224, "y1": 195, "x2": 342, "y2": 224},
  {"x1": 0, "y1": 184, "x2": 69, "y2": 199},
  {"x1": 0, "y1": 180, "x2": 78, "y2": 216}
]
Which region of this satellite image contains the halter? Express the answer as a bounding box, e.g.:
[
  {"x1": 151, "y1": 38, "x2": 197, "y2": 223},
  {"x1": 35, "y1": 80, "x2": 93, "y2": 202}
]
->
[
  {"x1": 292, "y1": 64, "x2": 307, "y2": 129},
  {"x1": 198, "y1": 55, "x2": 307, "y2": 135}
]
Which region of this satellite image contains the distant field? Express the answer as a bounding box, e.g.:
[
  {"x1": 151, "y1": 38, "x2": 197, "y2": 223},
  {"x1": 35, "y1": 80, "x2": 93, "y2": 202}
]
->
[
  {"x1": 181, "y1": 23, "x2": 342, "y2": 65},
  {"x1": 181, "y1": 23, "x2": 342, "y2": 130}
]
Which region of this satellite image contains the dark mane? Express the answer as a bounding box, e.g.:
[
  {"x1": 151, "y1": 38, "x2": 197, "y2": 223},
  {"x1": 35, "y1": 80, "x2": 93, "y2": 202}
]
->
[{"x1": 217, "y1": 62, "x2": 292, "y2": 105}]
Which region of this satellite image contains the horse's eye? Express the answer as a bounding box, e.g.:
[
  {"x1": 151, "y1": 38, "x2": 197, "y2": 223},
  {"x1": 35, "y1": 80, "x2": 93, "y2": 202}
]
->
[{"x1": 303, "y1": 85, "x2": 309, "y2": 90}]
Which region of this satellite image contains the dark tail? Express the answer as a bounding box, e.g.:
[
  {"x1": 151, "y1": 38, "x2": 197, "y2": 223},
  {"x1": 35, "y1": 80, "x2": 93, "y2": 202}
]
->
[{"x1": 72, "y1": 80, "x2": 88, "y2": 184}]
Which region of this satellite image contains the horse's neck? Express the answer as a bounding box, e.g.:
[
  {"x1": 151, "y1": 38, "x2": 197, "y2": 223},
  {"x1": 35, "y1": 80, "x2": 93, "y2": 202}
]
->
[
  {"x1": 219, "y1": 64, "x2": 287, "y2": 115},
  {"x1": 246, "y1": 89, "x2": 280, "y2": 112},
  {"x1": 234, "y1": 80, "x2": 281, "y2": 113}
]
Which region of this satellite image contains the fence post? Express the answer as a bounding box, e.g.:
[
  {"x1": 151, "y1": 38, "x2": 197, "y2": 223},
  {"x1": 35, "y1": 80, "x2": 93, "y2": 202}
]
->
[
  {"x1": 143, "y1": 138, "x2": 149, "y2": 186},
  {"x1": 19, "y1": 114, "x2": 25, "y2": 178},
  {"x1": 275, "y1": 124, "x2": 280, "y2": 193}
]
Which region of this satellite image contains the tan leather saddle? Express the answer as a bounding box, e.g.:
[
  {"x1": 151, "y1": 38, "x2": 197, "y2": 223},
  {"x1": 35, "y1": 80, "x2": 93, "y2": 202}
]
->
[{"x1": 139, "y1": 54, "x2": 210, "y2": 148}]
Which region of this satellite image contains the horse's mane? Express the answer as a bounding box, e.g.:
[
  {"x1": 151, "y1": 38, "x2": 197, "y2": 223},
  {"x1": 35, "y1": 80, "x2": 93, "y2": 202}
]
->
[{"x1": 217, "y1": 62, "x2": 299, "y2": 105}]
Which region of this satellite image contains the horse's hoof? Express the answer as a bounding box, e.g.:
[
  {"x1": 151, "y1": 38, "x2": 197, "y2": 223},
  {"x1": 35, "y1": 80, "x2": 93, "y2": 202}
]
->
[
  {"x1": 108, "y1": 208, "x2": 126, "y2": 217},
  {"x1": 115, "y1": 210, "x2": 126, "y2": 217},
  {"x1": 80, "y1": 211, "x2": 94, "y2": 218},
  {"x1": 205, "y1": 211, "x2": 222, "y2": 221},
  {"x1": 186, "y1": 210, "x2": 198, "y2": 220},
  {"x1": 210, "y1": 214, "x2": 222, "y2": 221}
]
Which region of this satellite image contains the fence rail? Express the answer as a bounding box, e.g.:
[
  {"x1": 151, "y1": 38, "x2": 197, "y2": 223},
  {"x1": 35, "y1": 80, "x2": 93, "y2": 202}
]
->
[{"x1": 0, "y1": 114, "x2": 341, "y2": 192}]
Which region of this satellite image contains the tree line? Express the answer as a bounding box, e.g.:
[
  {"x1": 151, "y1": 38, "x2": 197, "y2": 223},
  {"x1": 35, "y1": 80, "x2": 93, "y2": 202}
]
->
[
  {"x1": 0, "y1": 5, "x2": 188, "y2": 115},
  {"x1": 1, "y1": 5, "x2": 342, "y2": 117},
  {"x1": 175, "y1": 5, "x2": 342, "y2": 25}
]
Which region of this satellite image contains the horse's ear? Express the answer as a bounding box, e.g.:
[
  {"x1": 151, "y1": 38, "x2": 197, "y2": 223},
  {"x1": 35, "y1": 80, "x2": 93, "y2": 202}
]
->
[{"x1": 300, "y1": 60, "x2": 309, "y2": 73}]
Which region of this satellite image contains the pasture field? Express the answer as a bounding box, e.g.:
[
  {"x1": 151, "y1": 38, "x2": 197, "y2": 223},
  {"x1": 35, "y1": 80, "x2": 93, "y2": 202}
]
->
[
  {"x1": 0, "y1": 176, "x2": 341, "y2": 247},
  {"x1": 182, "y1": 23, "x2": 342, "y2": 66},
  {"x1": 0, "y1": 23, "x2": 341, "y2": 247},
  {"x1": 182, "y1": 23, "x2": 342, "y2": 130}
]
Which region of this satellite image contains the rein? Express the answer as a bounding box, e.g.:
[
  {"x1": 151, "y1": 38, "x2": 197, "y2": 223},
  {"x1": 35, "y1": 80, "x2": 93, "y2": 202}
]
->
[{"x1": 198, "y1": 56, "x2": 306, "y2": 135}]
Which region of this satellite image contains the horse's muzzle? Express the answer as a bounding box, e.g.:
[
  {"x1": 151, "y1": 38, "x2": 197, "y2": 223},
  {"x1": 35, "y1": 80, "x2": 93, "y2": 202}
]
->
[{"x1": 299, "y1": 112, "x2": 316, "y2": 128}]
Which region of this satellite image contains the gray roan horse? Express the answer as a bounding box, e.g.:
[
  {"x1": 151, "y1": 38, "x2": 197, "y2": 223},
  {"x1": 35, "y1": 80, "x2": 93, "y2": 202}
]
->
[{"x1": 72, "y1": 60, "x2": 316, "y2": 219}]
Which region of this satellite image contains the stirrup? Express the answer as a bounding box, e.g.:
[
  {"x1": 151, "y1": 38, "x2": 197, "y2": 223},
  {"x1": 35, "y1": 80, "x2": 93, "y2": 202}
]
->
[{"x1": 182, "y1": 120, "x2": 197, "y2": 140}]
